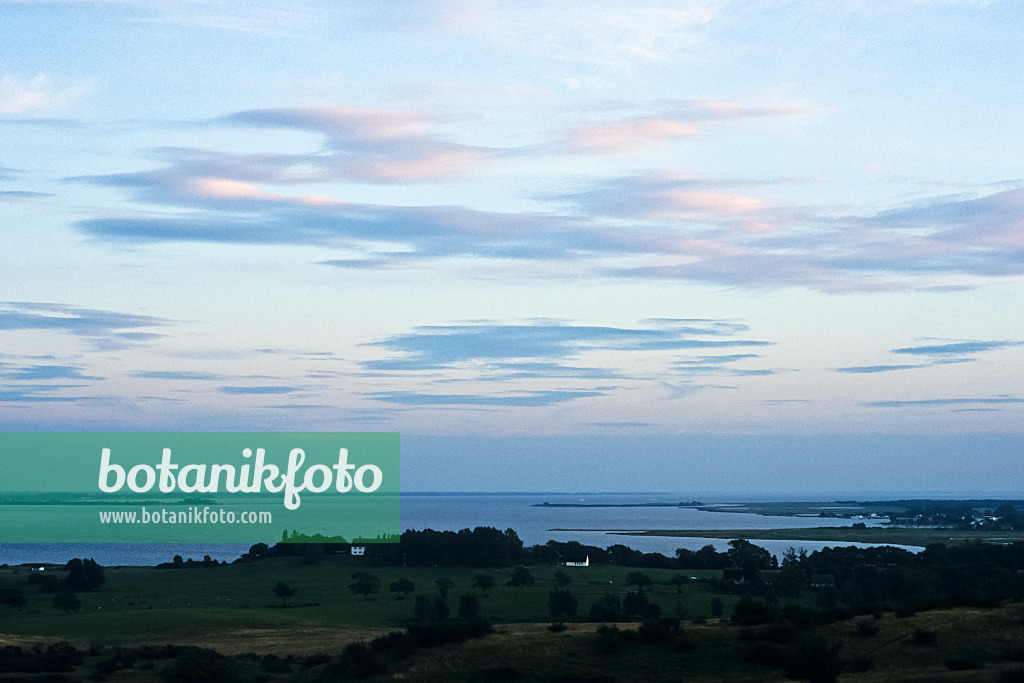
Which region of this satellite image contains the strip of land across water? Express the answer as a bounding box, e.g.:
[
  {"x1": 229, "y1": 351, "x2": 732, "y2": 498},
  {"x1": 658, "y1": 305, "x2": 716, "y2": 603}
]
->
[
  {"x1": 548, "y1": 527, "x2": 1024, "y2": 547},
  {"x1": 550, "y1": 499, "x2": 1024, "y2": 547},
  {"x1": 552, "y1": 528, "x2": 1024, "y2": 548}
]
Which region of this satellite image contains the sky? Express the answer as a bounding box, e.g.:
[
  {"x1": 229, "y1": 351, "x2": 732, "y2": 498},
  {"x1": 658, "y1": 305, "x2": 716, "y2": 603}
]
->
[{"x1": 2, "y1": 0, "x2": 1023, "y2": 495}]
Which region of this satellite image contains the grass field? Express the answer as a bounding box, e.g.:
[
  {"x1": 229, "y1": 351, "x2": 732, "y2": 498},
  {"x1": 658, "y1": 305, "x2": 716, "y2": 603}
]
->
[
  {"x1": 5, "y1": 555, "x2": 1024, "y2": 681},
  {"x1": 0, "y1": 557, "x2": 727, "y2": 649}
]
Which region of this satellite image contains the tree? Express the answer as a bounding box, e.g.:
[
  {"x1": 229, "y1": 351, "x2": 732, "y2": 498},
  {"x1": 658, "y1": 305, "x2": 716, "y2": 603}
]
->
[
  {"x1": 65, "y1": 558, "x2": 105, "y2": 592},
  {"x1": 548, "y1": 588, "x2": 577, "y2": 623},
  {"x1": 626, "y1": 571, "x2": 653, "y2": 590},
  {"x1": 775, "y1": 563, "x2": 809, "y2": 597},
  {"x1": 243, "y1": 542, "x2": 270, "y2": 560},
  {"x1": 784, "y1": 637, "x2": 844, "y2": 683},
  {"x1": 53, "y1": 590, "x2": 80, "y2": 613},
  {"x1": 273, "y1": 581, "x2": 296, "y2": 606},
  {"x1": 588, "y1": 592, "x2": 622, "y2": 622},
  {"x1": 553, "y1": 570, "x2": 573, "y2": 588},
  {"x1": 507, "y1": 566, "x2": 535, "y2": 590},
  {"x1": 782, "y1": 546, "x2": 808, "y2": 567},
  {"x1": 472, "y1": 573, "x2": 496, "y2": 594},
  {"x1": 458, "y1": 593, "x2": 482, "y2": 620},
  {"x1": 669, "y1": 574, "x2": 690, "y2": 593},
  {"x1": 302, "y1": 543, "x2": 325, "y2": 565},
  {"x1": 349, "y1": 572, "x2": 381, "y2": 600},
  {"x1": 727, "y1": 539, "x2": 777, "y2": 571},
  {"x1": 390, "y1": 577, "x2": 415, "y2": 598},
  {"x1": 710, "y1": 596, "x2": 724, "y2": 618},
  {"x1": 414, "y1": 594, "x2": 435, "y2": 622},
  {"x1": 695, "y1": 544, "x2": 728, "y2": 569},
  {"x1": 623, "y1": 590, "x2": 650, "y2": 621},
  {"x1": 434, "y1": 595, "x2": 450, "y2": 620},
  {"x1": 435, "y1": 576, "x2": 455, "y2": 599}
]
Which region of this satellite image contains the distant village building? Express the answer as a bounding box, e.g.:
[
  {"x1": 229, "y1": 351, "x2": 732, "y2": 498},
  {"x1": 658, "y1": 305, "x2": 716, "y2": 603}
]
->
[
  {"x1": 566, "y1": 555, "x2": 589, "y2": 567},
  {"x1": 351, "y1": 546, "x2": 365, "y2": 556}
]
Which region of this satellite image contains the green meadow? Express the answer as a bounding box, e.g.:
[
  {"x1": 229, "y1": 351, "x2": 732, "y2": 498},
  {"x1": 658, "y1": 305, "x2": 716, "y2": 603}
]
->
[
  {"x1": 4, "y1": 553, "x2": 1024, "y2": 681},
  {"x1": 0, "y1": 558, "x2": 726, "y2": 647}
]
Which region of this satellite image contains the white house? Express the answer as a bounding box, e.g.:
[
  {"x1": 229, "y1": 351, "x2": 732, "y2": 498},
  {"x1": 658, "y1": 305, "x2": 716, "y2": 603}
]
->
[
  {"x1": 351, "y1": 546, "x2": 365, "y2": 556},
  {"x1": 566, "y1": 555, "x2": 589, "y2": 567}
]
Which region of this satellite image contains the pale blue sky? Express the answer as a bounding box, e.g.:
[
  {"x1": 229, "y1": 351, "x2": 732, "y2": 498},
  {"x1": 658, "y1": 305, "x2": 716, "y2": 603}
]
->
[{"x1": 2, "y1": 1, "x2": 1023, "y2": 493}]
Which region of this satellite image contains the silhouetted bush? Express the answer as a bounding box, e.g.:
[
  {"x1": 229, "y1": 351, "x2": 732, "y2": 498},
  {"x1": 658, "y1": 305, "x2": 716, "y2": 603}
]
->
[
  {"x1": 160, "y1": 648, "x2": 243, "y2": 683},
  {"x1": 476, "y1": 666, "x2": 521, "y2": 680},
  {"x1": 327, "y1": 642, "x2": 386, "y2": 679},
  {"x1": 781, "y1": 604, "x2": 817, "y2": 630},
  {"x1": 407, "y1": 618, "x2": 493, "y2": 647},
  {"x1": 637, "y1": 619, "x2": 675, "y2": 646},
  {"x1": 912, "y1": 629, "x2": 938, "y2": 645},
  {"x1": 783, "y1": 638, "x2": 843, "y2": 683},
  {"x1": 856, "y1": 619, "x2": 879, "y2": 637},
  {"x1": 260, "y1": 654, "x2": 292, "y2": 674},
  {"x1": 945, "y1": 656, "x2": 983, "y2": 671},
  {"x1": 369, "y1": 631, "x2": 417, "y2": 659},
  {"x1": 92, "y1": 648, "x2": 135, "y2": 675},
  {"x1": 135, "y1": 645, "x2": 189, "y2": 660},
  {"x1": 0, "y1": 642, "x2": 83, "y2": 674},
  {"x1": 548, "y1": 675, "x2": 617, "y2": 683},
  {"x1": 740, "y1": 622, "x2": 798, "y2": 644},
  {"x1": 731, "y1": 595, "x2": 775, "y2": 626},
  {"x1": 299, "y1": 654, "x2": 331, "y2": 669},
  {"x1": 778, "y1": 638, "x2": 843, "y2": 679},
  {"x1": 744, "y1": 641, "x2": 790, "y2": 669},
  {"x1": 595, "y1": 625, "x2": 624, "y2": 654},
  {"x1": 847, "y1": 654, "x2": 875, "y2": 672}
]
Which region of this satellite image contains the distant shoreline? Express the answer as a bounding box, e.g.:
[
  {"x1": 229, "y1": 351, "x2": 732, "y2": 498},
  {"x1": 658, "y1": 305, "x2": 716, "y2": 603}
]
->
[
  {"x1": 533, "y1": 501, "x2": 703, "y2": 508},
  {"x1": 547, "y1": 526, "x2": 1024, "y2": 547}
]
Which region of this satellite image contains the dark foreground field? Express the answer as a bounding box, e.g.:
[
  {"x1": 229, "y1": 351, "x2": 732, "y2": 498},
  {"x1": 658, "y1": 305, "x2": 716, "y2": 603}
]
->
[{"x1": 3, "y1": 553, "x2": 1024, "y2": 682}]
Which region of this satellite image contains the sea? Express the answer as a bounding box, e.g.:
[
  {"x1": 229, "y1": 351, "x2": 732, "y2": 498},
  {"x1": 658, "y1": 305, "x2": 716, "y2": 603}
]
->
[{"x1": 0, "y1": 492, "x2": 912, "y2": 567}]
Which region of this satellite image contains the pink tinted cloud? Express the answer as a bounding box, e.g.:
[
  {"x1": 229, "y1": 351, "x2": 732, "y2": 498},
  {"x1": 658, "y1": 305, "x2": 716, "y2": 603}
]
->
[
  {"x1": 234, "y1": 106, "x2": 427, "y2": 143},
  {"x1": 222, "y1": 106, "x2": 493, "y2": 182},
  {"x1": 644, "y1": 190, "x2": 767, "y2": 219},
  {"x1": 565, "y1": 117, "x2": 701, "y2": 153},
  {"x1": 679, "y1": 98, "x2": 829, "y2": 120},
  {"x1": 563, "y1": 98, "x2": 829, "y2": 154},
  {"x1": 180, "y1": 177, "x2": 345, "y2": 208},
  {"x1": 339, "y1": 149, "x2": 487, "y2": 182}
]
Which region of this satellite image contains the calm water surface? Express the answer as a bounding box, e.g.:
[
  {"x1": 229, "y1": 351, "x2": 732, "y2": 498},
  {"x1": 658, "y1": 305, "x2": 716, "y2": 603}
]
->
[{"x1": 0, "y1": 492, "x2": 910, "y2": 566}]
